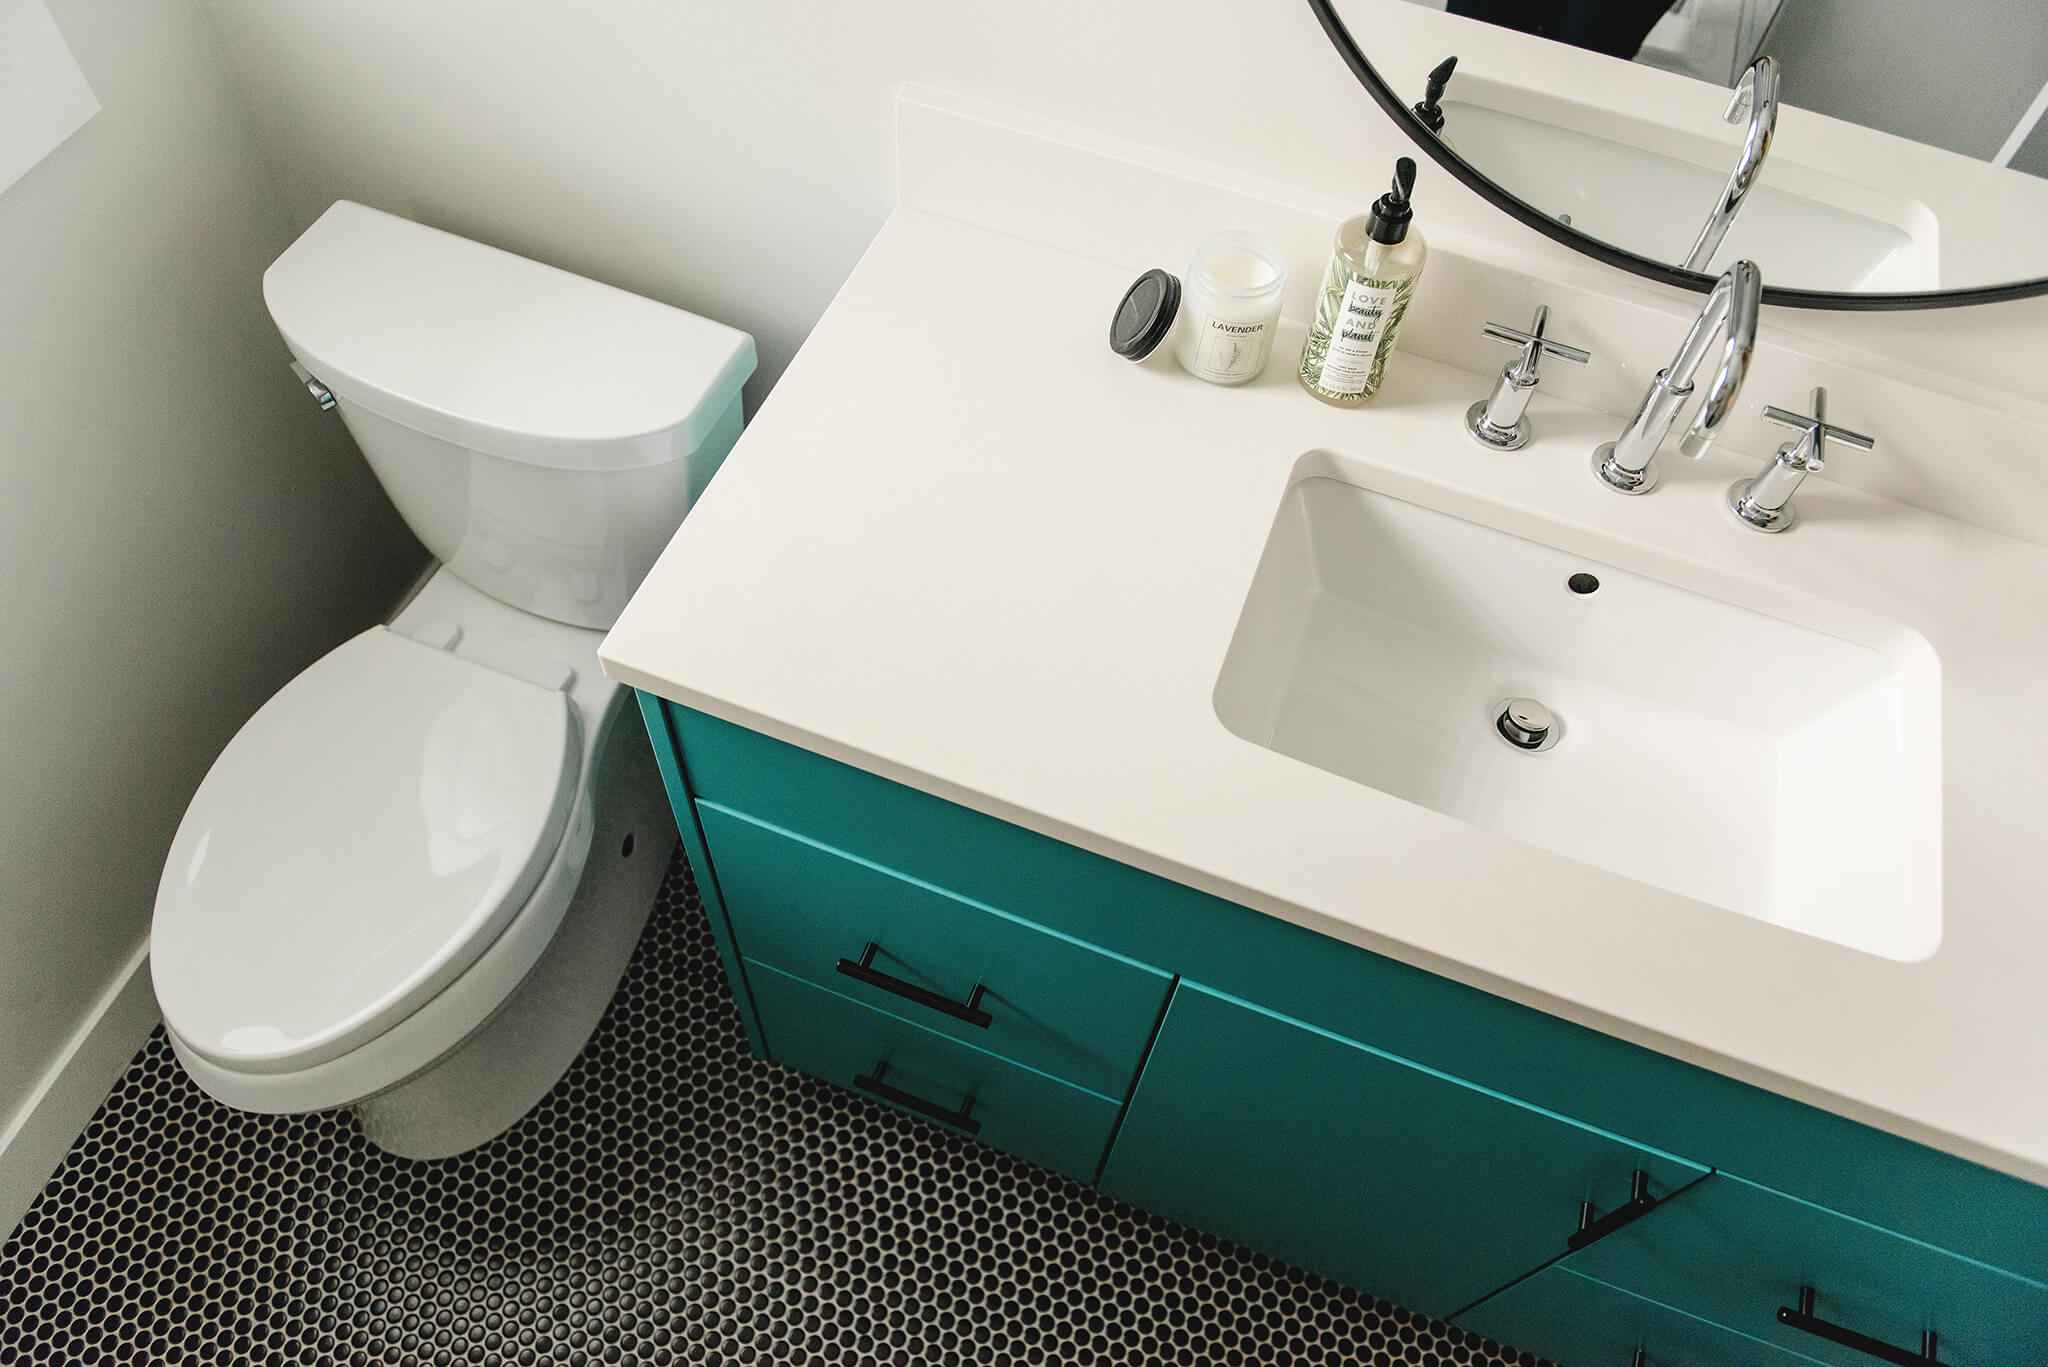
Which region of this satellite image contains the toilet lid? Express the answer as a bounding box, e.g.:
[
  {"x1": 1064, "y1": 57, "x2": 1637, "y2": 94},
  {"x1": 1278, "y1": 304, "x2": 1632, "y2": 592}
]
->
[{"x1": 152, "y1": 627, "x2": 578, "y2": 1074}]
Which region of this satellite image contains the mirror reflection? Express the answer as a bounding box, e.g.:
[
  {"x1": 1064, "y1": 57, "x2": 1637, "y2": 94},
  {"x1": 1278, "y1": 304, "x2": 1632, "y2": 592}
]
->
[{"x1": 1380, "y1": 0, "x2": 2048, "y2": 297}]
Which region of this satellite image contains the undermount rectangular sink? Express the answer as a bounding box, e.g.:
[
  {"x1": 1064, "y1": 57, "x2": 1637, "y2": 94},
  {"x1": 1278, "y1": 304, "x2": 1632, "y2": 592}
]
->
[{"x1": 1215, "y1": 469, "x2": 1942, "y2": 961}]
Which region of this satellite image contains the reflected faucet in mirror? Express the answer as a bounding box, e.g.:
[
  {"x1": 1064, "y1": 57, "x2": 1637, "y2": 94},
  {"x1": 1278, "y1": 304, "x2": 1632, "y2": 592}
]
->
[
  {"x1": 1312, "y1": 0, "x2": 2048, "y2": 305},
  {"x1": 1682, "y1": 56, "x2": 1778, "y2": 270}
]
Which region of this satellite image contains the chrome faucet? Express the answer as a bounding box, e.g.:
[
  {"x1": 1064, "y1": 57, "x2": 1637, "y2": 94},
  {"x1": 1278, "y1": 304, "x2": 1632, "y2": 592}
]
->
[
  {"x1": 1726, "y1": 387, "x2": 1873, "y2": 532},
  {"x1": 1465, "y1": 305, "x2": 1592, "y2": 450},
  {"x1": 1682, "y1": 56, "x2": 1778, "y2": 273},
  {"x1": 1592, "y1": 260, "x2": 1763, "y2": 496}
]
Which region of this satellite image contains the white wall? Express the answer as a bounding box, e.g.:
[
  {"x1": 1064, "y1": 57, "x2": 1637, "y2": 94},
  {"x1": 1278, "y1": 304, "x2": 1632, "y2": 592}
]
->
[
  {"x1": 0, "y1": 0, "x2": 424, "y2": 1164},
  {"x1": 189, "y1": 0, "x2": 2048, "y2": 423},
  {"x1": 191, "y1": 0, "x2": 1421, "y2": 411}
]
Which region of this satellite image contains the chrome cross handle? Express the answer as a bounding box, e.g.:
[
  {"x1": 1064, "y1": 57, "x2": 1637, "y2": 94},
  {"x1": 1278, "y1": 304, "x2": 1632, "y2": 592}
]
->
[
  {"x1": 1727, "y1": 386, "x2": 1874, "y2": 533},
  {"x1": 1464, "y1": 305, "x2": 1593, "y2": 451}
]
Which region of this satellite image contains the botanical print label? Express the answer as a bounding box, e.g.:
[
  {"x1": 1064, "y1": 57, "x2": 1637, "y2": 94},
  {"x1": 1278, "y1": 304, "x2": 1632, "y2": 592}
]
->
[
  {"x1": 1316, "y1": 278, "x2": 1399, "y2": 393},
  {"x1": 1300, "y1": 261, "x2": 1417, "y2": 401}
]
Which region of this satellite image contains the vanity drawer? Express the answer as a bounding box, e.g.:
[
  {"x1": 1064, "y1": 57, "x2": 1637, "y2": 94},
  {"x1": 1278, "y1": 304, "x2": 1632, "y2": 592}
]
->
[
  {"x1": 1561, "y1": 1172, "x2": 2048, "y2": 1366},
  {"x1": 1457, "y1": 1264, "x2": 1814, "y2": 1367},
  {"x1": 697, "y1": 800, "x2": 1172, "y2": 1099},
  {"x1": 1099, "y1": 981, "x2": 1708, "y2": 1319},
  {"x1": 746, "y1": 959, "x2": 1123, "y2": 1183},
  {"x1": 666, "y1": 705, "x2": 1220, "y2": 961}
]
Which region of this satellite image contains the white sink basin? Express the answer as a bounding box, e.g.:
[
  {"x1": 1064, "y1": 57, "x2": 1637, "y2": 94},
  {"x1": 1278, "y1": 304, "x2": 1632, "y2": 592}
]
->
[
  {"x1": 1441, "y1": 100, "x2": 1935, "y2": 292},
  {"x1": 1215, "y1": 471, "x2": 1942, "y2": 961}
]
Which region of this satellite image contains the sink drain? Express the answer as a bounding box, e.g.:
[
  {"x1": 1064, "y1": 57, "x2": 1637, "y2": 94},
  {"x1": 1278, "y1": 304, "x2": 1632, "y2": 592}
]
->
[{"x1": 1495, "y1": 697, "x2": 1561, "y2": 753}]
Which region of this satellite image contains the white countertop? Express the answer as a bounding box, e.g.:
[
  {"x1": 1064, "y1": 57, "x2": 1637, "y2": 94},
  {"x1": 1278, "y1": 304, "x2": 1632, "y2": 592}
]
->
[{"x1": 601, "y1": 209, "x2": 2048, "y2": 1185}]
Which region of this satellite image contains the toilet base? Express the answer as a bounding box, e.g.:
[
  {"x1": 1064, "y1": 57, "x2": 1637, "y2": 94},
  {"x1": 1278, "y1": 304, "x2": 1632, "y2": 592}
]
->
[{"x1": 353, "y1": 706, "x2": 672, "y2": 1161}]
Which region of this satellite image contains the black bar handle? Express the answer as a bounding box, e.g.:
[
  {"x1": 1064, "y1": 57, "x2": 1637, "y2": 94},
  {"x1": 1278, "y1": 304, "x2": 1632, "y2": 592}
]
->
[
  {"x1": 852, "y1": 1061, "x2": 981, "y2": 1135},
  {"x1": 1778, "y1": 1287, "x2": 1947, "y2": 1367},
  {"x1": 1567, "y1": 1169, "x2": 1659, "y2": 1252},
  {"x1": 836, "y1": 942, "x2": 992, "y2": 1027}
]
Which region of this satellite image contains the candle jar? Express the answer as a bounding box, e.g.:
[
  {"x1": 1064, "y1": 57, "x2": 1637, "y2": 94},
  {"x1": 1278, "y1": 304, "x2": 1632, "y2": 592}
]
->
[{"x1": 1172, "y1": 231, "x2": 1287, "y2": 386}]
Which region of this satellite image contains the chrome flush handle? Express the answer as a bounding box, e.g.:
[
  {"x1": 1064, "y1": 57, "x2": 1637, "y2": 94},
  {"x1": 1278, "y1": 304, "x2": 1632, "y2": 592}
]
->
[
  {"x1": 1464, "y1": 305, "x2": 1592, "y2": 451},
  {"x1": 289, "y1": 360, "x2": 336, "y2": 411},
  {"x1": 1727, "y1": 386, "x2": 1874, "y2": 533}
]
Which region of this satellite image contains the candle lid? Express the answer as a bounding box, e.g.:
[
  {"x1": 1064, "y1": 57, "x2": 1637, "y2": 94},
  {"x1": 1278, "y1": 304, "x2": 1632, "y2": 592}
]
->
[{"x1": 1109, "y1": 268, "x2": 1181, "y2": 360}]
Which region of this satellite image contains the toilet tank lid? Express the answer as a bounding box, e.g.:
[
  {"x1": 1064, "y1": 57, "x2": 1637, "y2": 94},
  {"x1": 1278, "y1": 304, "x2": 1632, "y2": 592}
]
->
[{"x1": 263, "y1": 201, "x2": 756, "y2": 468}]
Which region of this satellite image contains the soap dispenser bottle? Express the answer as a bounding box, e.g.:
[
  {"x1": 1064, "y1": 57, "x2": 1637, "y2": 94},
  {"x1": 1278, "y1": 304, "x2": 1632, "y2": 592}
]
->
[{"x1": 1299, "y1": 157, "x2": 1427, "y2": 407}]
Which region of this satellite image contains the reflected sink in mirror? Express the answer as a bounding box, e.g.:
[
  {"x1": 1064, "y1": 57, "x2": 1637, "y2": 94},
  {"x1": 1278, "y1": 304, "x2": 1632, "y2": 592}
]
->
[
  {"x1": 1214, "y1": 464, "x2": 1942, "y2": 960},
  {"x1": 1440, "y1": 98, "x2": 1935, "y2": 291}
]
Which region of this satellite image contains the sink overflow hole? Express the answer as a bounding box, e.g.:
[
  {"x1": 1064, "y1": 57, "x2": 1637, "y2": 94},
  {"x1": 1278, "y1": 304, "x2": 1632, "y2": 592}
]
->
[{"x1": 1568, "y1": 572, "x2": 1600, "y2": 595}]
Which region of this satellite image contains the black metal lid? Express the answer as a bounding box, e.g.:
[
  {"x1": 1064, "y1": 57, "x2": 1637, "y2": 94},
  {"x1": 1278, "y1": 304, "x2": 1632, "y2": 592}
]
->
[
  {"x1": 1366, "y1": 158, "x2": 1419, "y2": 245},
  {"x1": 1109, "y1": 269, "x2": 1180, "y2": 360}
]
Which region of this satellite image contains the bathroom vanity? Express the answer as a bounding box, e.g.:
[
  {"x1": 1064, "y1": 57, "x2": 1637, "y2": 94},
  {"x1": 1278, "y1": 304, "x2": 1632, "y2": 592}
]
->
[{"x1": 601, "y1": 88, "x2": 2048, "y2": 1367}]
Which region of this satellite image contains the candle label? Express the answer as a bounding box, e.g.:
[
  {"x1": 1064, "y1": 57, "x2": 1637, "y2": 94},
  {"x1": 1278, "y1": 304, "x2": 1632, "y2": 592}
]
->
[
  {"x1": 1193, "y1": 315, "x2": 1273, "y2": 381},
  {"x1": 1315, "y1": 276, "x2": 1404, "y2": 395}
]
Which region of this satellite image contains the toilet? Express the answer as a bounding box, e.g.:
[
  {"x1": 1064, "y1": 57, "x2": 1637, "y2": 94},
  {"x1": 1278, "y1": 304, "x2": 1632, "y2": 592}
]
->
[{"x1": 149, "y1": 201, "x2": 754, "y2": 1159}]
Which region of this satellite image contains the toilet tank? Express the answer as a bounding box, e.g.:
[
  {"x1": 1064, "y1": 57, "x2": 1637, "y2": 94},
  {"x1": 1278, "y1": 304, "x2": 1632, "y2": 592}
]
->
[{"x1": 262, "y1": 201, "x2": 756, "y2": 629}]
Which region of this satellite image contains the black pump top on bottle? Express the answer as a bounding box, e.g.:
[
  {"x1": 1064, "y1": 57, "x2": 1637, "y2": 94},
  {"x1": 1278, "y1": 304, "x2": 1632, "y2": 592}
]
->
[
  {"x1": 1365, "y1": 158, "x2": 1418, "y2": 245},
  {"x1": 1411, "y1": 56, "x2": 1457, "y2": 135}
]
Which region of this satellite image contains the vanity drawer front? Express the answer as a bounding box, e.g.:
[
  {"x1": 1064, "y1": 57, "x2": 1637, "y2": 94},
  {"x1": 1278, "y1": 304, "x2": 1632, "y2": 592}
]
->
[
  {"x1": 746, "y1": 959, "x2": 1123, "y2": 1183},
  {"x1": 1562, "y1": 1173, "x2": 2048, "y2": 1367},
  {"x1": 1099, "y1": 981, "x2": 1708, "y2": 1320},
  {"x1": 1457, "y1": 1264, "x2": 1814, "y2": 1367},
  {"x1": 665, "y1": 705, "x2": 1237, "y2": 961},
  {"x1": 697, "y1": 799, "x2": 1172, "y2": 1100}
]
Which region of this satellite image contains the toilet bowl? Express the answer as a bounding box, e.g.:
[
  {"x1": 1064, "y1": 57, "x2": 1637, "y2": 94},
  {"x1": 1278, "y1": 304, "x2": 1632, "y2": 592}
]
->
[{"x1": 149, "y1": 202, "x2": 754, "y2": 1157}]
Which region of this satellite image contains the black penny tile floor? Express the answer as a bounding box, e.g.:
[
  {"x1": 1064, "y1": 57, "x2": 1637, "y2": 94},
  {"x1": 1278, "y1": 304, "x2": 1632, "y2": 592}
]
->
[{"x1": 1, "y1": 842, "x2": 1540, "y2": 1366}]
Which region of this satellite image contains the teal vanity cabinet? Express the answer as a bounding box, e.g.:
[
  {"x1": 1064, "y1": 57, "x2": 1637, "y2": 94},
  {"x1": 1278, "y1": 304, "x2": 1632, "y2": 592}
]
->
[
  {"x1": 1462, "y1": 1172, "x2": 2048, "y2": 1366},
  {"x1": 743, "y1": 959, "x2": 1130, "y2": 1182},
  {"x1": 692, "y1": 800, "x2": 1172, "y2": 1102},
  {"x1": 1096, "y1": 981, "x2": 1706, "y2": 1317},
  {"x1": 635, "y1": 695, "x2": 2048, "y2": 1365},
  {"x1": 634, "y1": 692, "x2": 1173, "y2": 1184}
]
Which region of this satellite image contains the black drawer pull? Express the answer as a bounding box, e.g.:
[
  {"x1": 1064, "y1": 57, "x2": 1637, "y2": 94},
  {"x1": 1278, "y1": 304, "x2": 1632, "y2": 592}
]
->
[
  {"x1": 852, "y1": 1061, "x2": 981, "y2": 1135},
  {"x1": 1567, "y1": 1169, "x2": 1659, "y2": 1252},
  {"x1": 836, "y1": 942, "x2": 992, "y2": 1028},
  {"x1": 1778, "y1": 1287, "x2": 1948, "y2": 1367}
]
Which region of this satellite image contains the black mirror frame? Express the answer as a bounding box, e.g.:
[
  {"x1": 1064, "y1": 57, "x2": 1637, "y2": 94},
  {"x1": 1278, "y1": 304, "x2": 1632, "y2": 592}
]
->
[{"x1": 1306, "y1": 0, "x2": 2048, "y2": 311}]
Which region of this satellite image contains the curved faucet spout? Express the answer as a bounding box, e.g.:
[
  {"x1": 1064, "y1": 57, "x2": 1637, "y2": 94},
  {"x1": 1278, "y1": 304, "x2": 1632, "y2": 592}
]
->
[
  {"x1": 1675, "y1": 259, "x2": 1762, "y2": 456},
  {"x1": 1682, "y1": 56, "x2": 1778, "y2": 273},
  {"x1": 1592, "y1": 261, "x2": 1763, "y2": 495}
]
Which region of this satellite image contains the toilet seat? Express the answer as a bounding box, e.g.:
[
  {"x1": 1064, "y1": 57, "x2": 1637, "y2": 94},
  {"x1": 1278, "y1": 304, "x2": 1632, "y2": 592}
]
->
[{"x1": 151, "y1": 626, "x2": 579, "y2": 1078}]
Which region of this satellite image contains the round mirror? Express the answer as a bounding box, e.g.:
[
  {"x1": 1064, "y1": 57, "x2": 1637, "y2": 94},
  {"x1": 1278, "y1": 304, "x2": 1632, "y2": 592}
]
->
[{"x1": 1309, "y1": 0, "x2": 2048, "y2": 309}]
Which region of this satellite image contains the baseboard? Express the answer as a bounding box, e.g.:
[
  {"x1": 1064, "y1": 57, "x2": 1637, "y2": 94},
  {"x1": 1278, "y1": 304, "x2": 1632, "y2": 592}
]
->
[{"x1": 0, "y1": 941, "x2": 158, "y2": 1239}]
